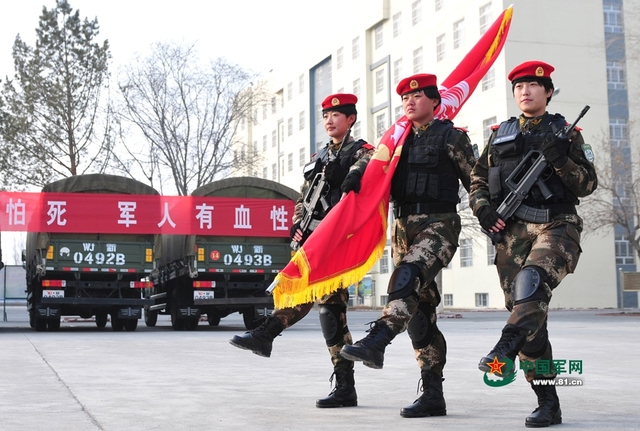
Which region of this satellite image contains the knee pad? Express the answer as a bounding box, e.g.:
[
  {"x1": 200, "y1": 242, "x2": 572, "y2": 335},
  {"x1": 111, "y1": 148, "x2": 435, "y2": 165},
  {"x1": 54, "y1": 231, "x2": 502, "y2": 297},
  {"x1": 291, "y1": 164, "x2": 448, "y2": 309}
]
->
[
  {"x1": 408, "y1": 302, "x2": 436, "y2": 349},
  {"x1": 388, "y1": 263, "x2": 421, "y2": 301},
  {"x1": 512, "y1": 266, "x2": 551, "y2": 305},
  {"x1": 319, "y1": 304, "x2": 345, "y2": 346}
]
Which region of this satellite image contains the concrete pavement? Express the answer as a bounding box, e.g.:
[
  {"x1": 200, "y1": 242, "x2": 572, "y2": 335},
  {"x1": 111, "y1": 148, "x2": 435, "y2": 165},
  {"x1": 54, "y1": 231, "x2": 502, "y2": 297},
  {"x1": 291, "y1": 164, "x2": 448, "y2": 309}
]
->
[{"x1": 1, "y1": 306, "x2": 639, "y2": 430}]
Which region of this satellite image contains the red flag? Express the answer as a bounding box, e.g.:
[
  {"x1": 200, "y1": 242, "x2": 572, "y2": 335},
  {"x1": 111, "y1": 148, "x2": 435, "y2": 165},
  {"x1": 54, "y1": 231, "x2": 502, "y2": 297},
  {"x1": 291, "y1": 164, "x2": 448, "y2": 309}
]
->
[{"x1": 272, "y1": 5, "x2": 514, "y2": 309}]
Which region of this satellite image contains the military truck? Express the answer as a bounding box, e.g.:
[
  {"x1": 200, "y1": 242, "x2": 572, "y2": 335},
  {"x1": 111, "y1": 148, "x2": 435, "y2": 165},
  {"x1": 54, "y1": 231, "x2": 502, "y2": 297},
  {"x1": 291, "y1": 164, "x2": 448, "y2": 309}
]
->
[
  {"x1": 23, "y1": 174, "x2": 160, "y2": 331},
  {"x1": 146, "y1": 177, "x2": 297, "y2": 331}
]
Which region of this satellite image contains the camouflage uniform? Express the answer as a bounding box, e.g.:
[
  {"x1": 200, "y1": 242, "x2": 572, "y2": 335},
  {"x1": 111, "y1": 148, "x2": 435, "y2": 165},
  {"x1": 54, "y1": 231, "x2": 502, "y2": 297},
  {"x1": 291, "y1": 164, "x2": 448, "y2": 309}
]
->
[
  {"x1": 470, "y1": 115, "x2": 597, "y2": 381},
  {"x1": 379, "y1": 121, "x2": 476, "y2": 374},
  {"x1": 275, "y1": 138, "x2": 373, "y2": 367}
]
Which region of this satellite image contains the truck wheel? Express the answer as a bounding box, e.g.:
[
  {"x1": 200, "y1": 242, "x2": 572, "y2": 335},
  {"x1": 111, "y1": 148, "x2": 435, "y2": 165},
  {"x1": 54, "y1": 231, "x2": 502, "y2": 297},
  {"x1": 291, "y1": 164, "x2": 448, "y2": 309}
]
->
[
  {"x1": 111, "y1": 314, "x2": 124, "y2": 331},
  {"x1": 95, "y1": 312, "x2": 108, "y2": 328},
  {"x1": 47, "y1": 316, "x2": 61, "y2": 331},
  {"x1": 32, "y1": 311, "x2": 47, "y2": 332},
  {"x1": 124, "y1": 319, "x2": 138, "y2": 331},
  {"x1": 207, "y1": 314, "x2": 221, "y2": 327},
  {"x1": 185, "y1": 318, "x2": 199, "y2": 331},
  {"x1": 144, "y1": 308, "x2": 158, "y2": 327}
]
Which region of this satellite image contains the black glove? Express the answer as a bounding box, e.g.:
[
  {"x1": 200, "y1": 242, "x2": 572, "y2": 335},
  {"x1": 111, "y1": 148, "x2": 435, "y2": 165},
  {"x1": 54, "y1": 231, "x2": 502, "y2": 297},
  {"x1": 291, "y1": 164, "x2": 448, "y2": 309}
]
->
[
  {"x1": 290, "y1": 222, "x2": 302, "y2": 240},
  {"x1": 476, "y1": 205, "x2": 501, "y2": 231},
  {"x1": 340, "y1": 170, "x2": 362, "y2": 194},
  {"x1": 323, "y1": 161, "x2": 349, "y2": 188},
  {"x1": 542, "y1": 136, "x2": 570, "y2": 168}
]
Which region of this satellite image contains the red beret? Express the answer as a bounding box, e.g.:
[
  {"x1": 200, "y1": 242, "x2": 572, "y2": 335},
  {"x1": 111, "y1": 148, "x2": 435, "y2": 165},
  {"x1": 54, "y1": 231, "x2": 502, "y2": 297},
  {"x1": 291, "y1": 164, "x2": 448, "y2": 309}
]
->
[
  {"x1": 396, "y1": 73, "x2": 438, "y2": 96},
  {"x1": 321, "y1": 93, "x2": 358, "y2": 111},
  {"x1": 508, "y1": 61, "x2": 555, "y2": 82}
]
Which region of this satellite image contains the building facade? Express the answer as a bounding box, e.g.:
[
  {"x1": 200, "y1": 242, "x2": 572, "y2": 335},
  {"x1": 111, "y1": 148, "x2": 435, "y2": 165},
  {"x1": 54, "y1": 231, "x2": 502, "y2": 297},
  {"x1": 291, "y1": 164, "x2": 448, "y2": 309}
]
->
[{"x1": 236, "y1": 0, "x2": 639, "y2": 309}]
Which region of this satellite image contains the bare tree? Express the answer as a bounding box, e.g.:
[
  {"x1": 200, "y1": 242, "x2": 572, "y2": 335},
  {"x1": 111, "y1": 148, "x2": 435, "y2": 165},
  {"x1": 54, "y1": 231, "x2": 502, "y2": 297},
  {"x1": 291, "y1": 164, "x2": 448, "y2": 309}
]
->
[
  {"x1": 0, "y1": 0, "x2": 111, "y2": 189},
  {"x1": 116, "y1": 42, "x2": 264, "y2": 195},
  {"x1": 581, "y1": 142, "x2": 640, "y2": 260}
]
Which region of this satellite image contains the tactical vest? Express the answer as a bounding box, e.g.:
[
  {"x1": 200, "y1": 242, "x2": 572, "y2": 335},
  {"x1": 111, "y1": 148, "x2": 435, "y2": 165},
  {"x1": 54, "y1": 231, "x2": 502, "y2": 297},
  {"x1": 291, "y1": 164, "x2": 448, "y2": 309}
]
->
[
  {"x1": 488, "y1": 114, "x2": 578, "y2": 211},
  {"x1": 303, "y1": 138, "x2": 369, "y2": 211},
  {"x1": 391, "y1": 120, "x2": 460, "y2": 209}
]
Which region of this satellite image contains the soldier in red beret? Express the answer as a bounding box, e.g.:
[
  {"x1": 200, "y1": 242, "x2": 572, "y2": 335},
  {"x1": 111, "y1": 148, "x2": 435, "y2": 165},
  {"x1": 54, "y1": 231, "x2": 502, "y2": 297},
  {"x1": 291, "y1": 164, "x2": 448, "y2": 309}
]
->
[
  {"x1": 470, "y1": 61, "x2": 598, "y2": 427},
  {"x1": 340, "y1": 74, "x2": 477, "y2": 418},
  {"x1": 230, "y1": 93, "x2": 374, "y2": 408}
]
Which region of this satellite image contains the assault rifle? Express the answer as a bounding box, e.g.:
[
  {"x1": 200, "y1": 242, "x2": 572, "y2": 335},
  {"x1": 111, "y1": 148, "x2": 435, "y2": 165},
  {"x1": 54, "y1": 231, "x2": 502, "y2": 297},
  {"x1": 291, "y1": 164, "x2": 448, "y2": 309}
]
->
[
  {"x1": 289, "y1": 129, "x2": 352, "y2": 251},
  {"x1": 483, "y1": 105, "x2": 590, "y2": 243}
]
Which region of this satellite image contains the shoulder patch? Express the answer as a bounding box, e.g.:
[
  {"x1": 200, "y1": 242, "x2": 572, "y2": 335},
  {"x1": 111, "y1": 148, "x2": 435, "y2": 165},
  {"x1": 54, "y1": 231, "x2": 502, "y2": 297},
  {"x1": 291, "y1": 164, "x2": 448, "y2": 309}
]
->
[
  {"x1": 490, "y1": 124, "x2": 500, "y2": 131},
  {"x1": 453, "y1": 125, "x2": 468, "y2": 133},
  {"x1": 361, "y1": 143, "x2": 375, "y2": 150},
  {"x1": 582, "y1": 144, "x2": 595, "y2": 163}
]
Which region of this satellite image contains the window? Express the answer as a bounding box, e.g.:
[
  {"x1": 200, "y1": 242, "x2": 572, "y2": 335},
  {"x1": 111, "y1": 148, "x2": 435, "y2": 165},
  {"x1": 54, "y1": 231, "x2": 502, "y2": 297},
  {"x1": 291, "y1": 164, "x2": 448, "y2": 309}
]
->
[
  {"x1": 412, "y1": 0, "x2": 422, "y2": 25},
  {"x1": 375, "y1": 69, "x2": 385, "y2": 94},
  {"x1": 271, "y1": 97, "x2": 277, "y2": 114},
  {"x1": 604, "y1": 3, "x2": 623, "y2": 33},
  {"x1": 483, "y1": 116, "x2": 497, "y2": 144},
  {"x1": 262, "y1": 103, "x2": 267, "y2": 120},
  {"x1": 298, "y1": 111, "x2": 305, "y2": 131},
  {"x1": 287, "y1": 153, "x2": 293, "y2": 172},
  {"x1": 393, "y1": 58, "x2": 403, "y2": 85},
  {"x1": 475, "y1": 293, "x2": 488, "y2": 307},
  {"x1": 487, "y1": 239, "x2": 496, "y2": 265},
  {"x1": 436, "y1": 34, "x2": 446, "y2": 61},
  {"x1": 287, "y1": 117, "x2": 293, "y2": 136},
  {"x1": 287, "y1": 82, "x2": 293, "y2": 101},
  {"x1": 413, "y1": 47, "x2": 423, "y2": 73},
  {"x1": 271, "y1": 130, "x2": 276, "y2": 148},
  {"x1": 253, "y1": 141, "x2": 258, "y2": 157},
  {"x1": 395, "y1": 105, "x2": 404, "y2": 120},
  {"x1": 299, "y1": 148, "x2": 306, "y2": 167},
  {"x1": 271, "y1": 163, "x2": 277, "y2": 180},
  {"x1": 376, "y1": 112, "x2": 387, "y2": 140},
  {"x1": 353, "y1": 78, "x2": 361, "y2": 97},
  {"x1": 298, "y1": 74, "x2": 305, "y2": 94},
  {"x1": 435, "y1": 0, "x2": 443, "y2": 11},
  {"x1": 380, "y1": 249, "x2": 390, "y2": 273},
  {"x1": 352, "y1": 36, "x2": 360, "y2": 59},
  {"x1": 375, "y1": 24, "x2": 383, "y2": 49},
  {"x1": 444, "y1": 294, "x2": 453, "y2": 307},
  {"x1": 337, "y1": 47, "x2": 344, "y2": 69},
  {"x1": 262, "y1": 167, "x2": 268, "y2": 179},
  {"x1": 616, "y1": 233, "x2": 635, "y2": 265},
  {"x1": 262, "y1": 135, "x2": 267, "y2": 152},
  {"x1": 453, "y1": 19, "x2": 465, "y2": 49},
  {"x1": 607, "y1": 61, "x2": 626, "y2": 90},
  {"x1": 460, "y1": 238, "x2": 473, "y2": 267},
  {"x1": 393, "y1": 12, "x2": 402, "y2": 38},
  {"x1": 610, "y1": 118, "x2": 629, "y2": 148},
  {"x1": 353, "y1": 121, "x2": 361, "y2": 140},
  {"x1": 482, "y1": 68, "x2": 495, "y2": 91},
  {"x1": 316, "y1": 104, "x2": 322, "y2": 124},
  {"x1": 479, "y1": 3, "x2": 492, "y2": 34}
]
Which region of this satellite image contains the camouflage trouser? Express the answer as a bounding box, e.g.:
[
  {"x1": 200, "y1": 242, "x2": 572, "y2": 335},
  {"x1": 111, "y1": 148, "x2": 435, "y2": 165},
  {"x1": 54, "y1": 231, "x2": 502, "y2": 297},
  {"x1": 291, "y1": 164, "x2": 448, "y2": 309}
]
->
[
  {"x1": 380, "y1": 212, "x2": 461, "y2": 374},
  {"x1": 494, "y1": 215, "x2": 583, "y2": 381},
  {"x1": 272, "y1": 287, "x2": 353, "y2": 368}
]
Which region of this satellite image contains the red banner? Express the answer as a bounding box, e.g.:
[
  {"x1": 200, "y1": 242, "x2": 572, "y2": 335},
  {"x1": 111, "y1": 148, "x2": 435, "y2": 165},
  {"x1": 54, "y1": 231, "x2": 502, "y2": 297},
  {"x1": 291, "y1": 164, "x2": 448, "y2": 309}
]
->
[{"x1": 0, "y1": 192, "x2": 294, "y2": 237}]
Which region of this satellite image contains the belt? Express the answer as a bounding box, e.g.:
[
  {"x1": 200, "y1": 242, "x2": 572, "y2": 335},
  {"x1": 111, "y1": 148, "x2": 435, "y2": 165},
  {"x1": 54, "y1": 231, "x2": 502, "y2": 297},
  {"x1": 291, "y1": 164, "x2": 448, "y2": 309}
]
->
[{"x1": 393, "y1": 202, "x2": 457, "y2": 218}]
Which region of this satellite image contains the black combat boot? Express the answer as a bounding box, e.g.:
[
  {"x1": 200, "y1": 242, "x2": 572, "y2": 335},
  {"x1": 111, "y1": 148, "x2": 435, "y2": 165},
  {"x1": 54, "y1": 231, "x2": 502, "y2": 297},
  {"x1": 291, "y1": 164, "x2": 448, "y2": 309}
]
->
[
  {"x1": 229, "y1": 315, "x2": 284, "y2": 358},
  {"x1": 526, "y1": 382, "x2": 562, "y2": 427},
  {"x1": 478, "y1": 324, "x2": 527, "y2": 374},
  {"x1": 316, "y1": 366, "x2": 357, "y2": 408},
  {"x1": 400, "y1": 371, "x2": 447, "y2": 418},
  {"x1": 339, "y1": 320, "x2": 395, "y2": 369}
]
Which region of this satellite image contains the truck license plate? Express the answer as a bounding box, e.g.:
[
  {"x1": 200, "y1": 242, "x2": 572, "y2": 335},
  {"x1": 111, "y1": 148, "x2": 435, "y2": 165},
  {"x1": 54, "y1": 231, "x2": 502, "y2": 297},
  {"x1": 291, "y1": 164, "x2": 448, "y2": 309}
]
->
[
  {"x1": 43, "y1": 290, "x2": 65, "y2": 298},
  {"x1": 194, "y1": 290, "x2": 214, "y2": 301}
]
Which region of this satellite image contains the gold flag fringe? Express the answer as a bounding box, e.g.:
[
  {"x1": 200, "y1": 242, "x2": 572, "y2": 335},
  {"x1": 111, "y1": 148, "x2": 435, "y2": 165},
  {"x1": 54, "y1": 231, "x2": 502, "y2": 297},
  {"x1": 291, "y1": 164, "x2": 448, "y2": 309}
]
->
[{"x1": 273, "y1": 201, "x2": 388, "y2": 309}]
